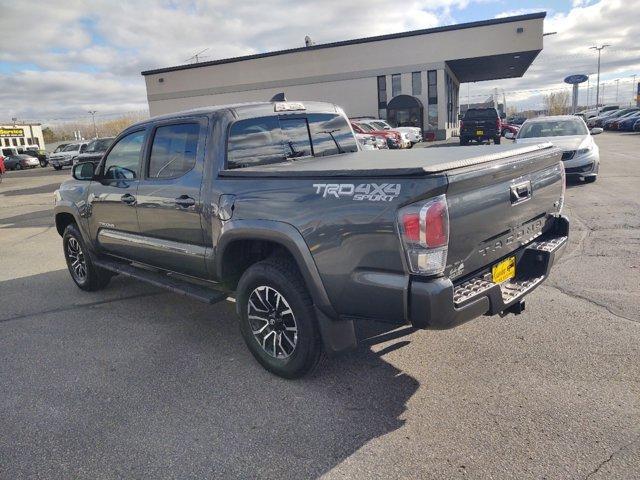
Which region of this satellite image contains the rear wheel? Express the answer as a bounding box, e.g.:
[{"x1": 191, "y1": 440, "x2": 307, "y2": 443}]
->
[
  {"x1": 460, "y1": 137, "x2": 469, "y2": 146},
  {"x1": 236, "y1": 257, "x2": 323, "y2": 378},
  {"x1": 14, "y1": 163, "x2": 22, "y2": 170},
  {"x1": 494, "y1": 136, "x2": 501, "y2": 145},
  {"x1": 53, "y1": 165, "x2": 62, "y2": 171},
  {"x1": 63, "y1": 223, "x2": 111, "y2": 291}
]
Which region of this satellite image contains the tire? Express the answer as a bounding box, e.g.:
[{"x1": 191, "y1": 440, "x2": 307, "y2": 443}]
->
[
  {"x1": 584, "y1": 176, "x2": 597, "y2": 184},
  {"x1": 236, "y1": 256, "x2": 323, "y2": 378},
  {"x1": 460, "y1": 137, "x2": 469, "y2": 146},
  {"x1": 53, "y1": 165, "x2": 62, "y2": 171},
  {"x1": 14, "y1": 163, "x2": 22, "y2": 170},
  {"x1": 494, "y1": 136, "x2": 501, "y2": 145},
  {"x1": 63, "y1": 223, "x2": 111, "y2": 291}
]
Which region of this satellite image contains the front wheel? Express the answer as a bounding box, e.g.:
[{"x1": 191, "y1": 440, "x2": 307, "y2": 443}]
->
[
  {"x1": 63, "y1": 223, "x2": 111, "y2": 291},
  {"x1": 53, "y1": 165, "x2": 62, "y2": 171},
  {"x1": 236, "y1": 257, "x2": 323, "y2": 378}
]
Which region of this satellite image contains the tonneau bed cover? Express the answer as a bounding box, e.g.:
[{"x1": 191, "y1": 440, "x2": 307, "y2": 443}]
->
[{"x1": 219, "y1": 142, "x2": 557, "y2": 177}]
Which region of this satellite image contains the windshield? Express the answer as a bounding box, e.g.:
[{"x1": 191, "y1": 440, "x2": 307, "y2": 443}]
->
[
  {"x1": 372, "y1": 121, "x2": 390, "y2": 130},
  {"x1": 517, "y1": 119, "x2": 588, "y2": 138},
  {"x1": 86, "y1": 138, "x2": 114, "y2": 152},
  {"x1": 62, "y1": 143, "x2": 79, "y2": 152}
]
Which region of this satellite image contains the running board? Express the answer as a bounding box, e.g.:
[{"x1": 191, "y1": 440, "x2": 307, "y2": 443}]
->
[{"x1": 93, "y1": 258, "x2": 228, "y2": 305}]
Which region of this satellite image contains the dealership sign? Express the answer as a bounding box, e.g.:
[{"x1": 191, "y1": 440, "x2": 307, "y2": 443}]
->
[
  {"x1": 564, "y1": 74, "x2": 588, "y2": 84},
  {"x1": 0, "y1": 128, "x2": 25, "y2": 137}
]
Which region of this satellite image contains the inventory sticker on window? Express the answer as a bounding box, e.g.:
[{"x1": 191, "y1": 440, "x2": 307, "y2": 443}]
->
[{"x1": 313, "y1": 183, "x2": 401, "y2": 202}]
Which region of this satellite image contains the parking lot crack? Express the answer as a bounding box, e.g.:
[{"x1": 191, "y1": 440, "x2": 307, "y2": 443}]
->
[
  {"x1": 585, "y1": 433, "x2": 640, "y2": 479},
  {"x1": 544, "y1": 284, "x2": 638, "y2": 323}
]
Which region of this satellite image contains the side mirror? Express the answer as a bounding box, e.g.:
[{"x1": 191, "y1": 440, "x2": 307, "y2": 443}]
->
[
  {"x1": 457, "y1": 113, "x2": 464, "y2": 121},
  {"x1": 504, "y1": 131, "x2": 515, "y2": 140},
  {"x1": 72, "y1": 162, "x2": 95, "y2": 181},
  {"x1": 590, "y1": 127, "x2": 603, "y2": 135}
]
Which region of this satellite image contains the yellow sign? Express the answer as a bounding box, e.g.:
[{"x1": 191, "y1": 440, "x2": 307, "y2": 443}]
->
[
  {"x1": 492, "y1": 256, "x2": 516, "y2": 284},
  {"x1": 0, "y1": 128, "x2": 25, "y2": 137}
]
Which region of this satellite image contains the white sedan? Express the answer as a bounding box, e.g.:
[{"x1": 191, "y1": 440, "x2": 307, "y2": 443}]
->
[{"x1": 509, "y1": 115, "x2": 601, "y2": 183}]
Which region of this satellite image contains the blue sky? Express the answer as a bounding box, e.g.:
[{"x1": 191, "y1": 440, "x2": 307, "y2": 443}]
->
[{"x1": 0, "y1": 0, "x2": 637, "y2": 122}]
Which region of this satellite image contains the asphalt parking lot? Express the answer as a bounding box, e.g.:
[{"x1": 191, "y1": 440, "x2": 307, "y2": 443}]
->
[{"x1": 1, "y1": 132, "x2": 639, "y2": 479}]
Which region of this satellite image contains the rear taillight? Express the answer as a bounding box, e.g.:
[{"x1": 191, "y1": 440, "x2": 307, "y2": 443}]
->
[{"x1": 397, "y1": 195, "x2": 449, "y2": 275}]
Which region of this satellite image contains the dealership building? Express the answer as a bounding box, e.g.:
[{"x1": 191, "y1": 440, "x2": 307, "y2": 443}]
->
[
  {"x1": 142, "y1": 12, "x2": 545, "y2": 140},
  {"x1": 0, "y1": 123, "x2": 45, "y2": 149}
]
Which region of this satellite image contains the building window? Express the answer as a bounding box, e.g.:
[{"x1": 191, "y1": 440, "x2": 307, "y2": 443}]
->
[
  {"x1": 377, "y1": 75, "x2": 387, "y2": 109},
  {"x1": 427, "y1": 70, "x2": 438, "y2": 131},
  {"x1": 391, "y1": 74, "x2": 401, "y2": 98},
  {"x1": 33, "y1": 137, "x2": 40, "y2": 146},
  {"x1": 12, "y1": 138, "x2": 17, "y2": 146},
  {"x1": 3, "y1": 138, "x2": 9, "y2": 147},
  {"x1": 412, "y1": 72, "x2": 422, "y2": 96},
  {"x1": 19, "y1": 137, "x2": 25, "y2": 145}
]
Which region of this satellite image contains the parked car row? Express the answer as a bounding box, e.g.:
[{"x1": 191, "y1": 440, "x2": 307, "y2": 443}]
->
[
  {"x1": 49, "y1": 137, "x2": 115, "y2": 170},
  {"x1": 587, "y1": 107, "x2": 639, "y2": 129},
  {"x1": 350, "y1": 118, "x2": 422, "y2": 150}
]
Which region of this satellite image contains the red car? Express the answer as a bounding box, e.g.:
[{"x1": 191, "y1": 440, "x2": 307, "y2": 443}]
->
[
  {"x1": 500, "y1": 120, "x2": 520, "y2": 137},
  {"x1": 0, "y1": 155, "x2": 5, "y2": 176},
  {"x1": 351, "y1": 122, "x2": 402, "y2": 149}
]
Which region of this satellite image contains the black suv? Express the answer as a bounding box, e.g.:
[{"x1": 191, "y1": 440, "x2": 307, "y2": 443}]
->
[{"x1": 460, "y1": 108, "x2": 502, "y2": 145}]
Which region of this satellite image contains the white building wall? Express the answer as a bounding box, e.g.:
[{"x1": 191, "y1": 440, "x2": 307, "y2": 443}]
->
[{"x1": 0, "y1": 124, "x2": 45, "y2": 150}]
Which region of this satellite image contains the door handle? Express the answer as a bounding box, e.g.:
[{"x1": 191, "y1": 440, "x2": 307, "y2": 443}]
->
[
  {"x1": 121, "y1": 193, "x2": 136, "y2": 205},
  {"x1": 175, "y1": 195, "x2": 196, "y2": 208}
]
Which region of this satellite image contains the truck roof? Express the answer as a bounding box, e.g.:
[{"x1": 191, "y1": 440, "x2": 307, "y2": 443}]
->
[{"x1": 131, "y1": 101, "x2": 342, "y2": 129}]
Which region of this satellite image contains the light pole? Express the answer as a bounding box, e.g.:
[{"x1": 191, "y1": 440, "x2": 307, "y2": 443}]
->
[
  {"x1": 88, "y1": 110, "x2": 98, "y2": 139},
  {"x1": 632, "y1": 75, "x2": 637, "y2": 106},
  {"x1": 589, "y1": 44, "x2": 610, "y2": 114}
]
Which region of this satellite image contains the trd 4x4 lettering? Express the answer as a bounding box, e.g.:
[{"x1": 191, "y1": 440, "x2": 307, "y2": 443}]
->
[{"x1": 313, "y1": 183, "x2": 401, "y2": 201}]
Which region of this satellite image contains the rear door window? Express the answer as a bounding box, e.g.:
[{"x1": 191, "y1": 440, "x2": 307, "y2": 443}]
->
[
  {"x1": 308, "y1": 114, "x2": 358, "y2": 156},
  {"x1": 148, "y1": 123, "x2": 199, "y2": 178},
  {"x1": 465, "y1": 109, "x2": 497, "y2": 120}
]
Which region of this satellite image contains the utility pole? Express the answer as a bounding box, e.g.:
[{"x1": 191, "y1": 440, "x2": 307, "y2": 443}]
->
[
  {"x1": 615, "y1": 78, "x2": 619, "y2": 103},
  {"x1": 88, "y1": 110, "x2": 98, "y2": 139},
  {"x1": 589, "y1": 44, "x2": 610, "y2": 114},
  {"x1": 632, "y1": 75, "x2": 637, "y2": 106}
]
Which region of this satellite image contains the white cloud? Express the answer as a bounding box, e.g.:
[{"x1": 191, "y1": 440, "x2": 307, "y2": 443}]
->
[{"x1": 0, "y1": 0, "x2": 638, "y2": 121}]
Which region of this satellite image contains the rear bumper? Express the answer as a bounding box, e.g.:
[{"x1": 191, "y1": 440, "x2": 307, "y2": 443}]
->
[{"x1": 408, "y1": 215, "x2": 569, "y2": 329}]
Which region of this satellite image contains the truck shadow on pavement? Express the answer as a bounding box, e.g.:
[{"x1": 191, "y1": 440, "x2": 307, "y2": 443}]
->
[
  {"x1": 0, "y1": 270, "x2": 419, "y2": 479},
  {"x1": 0, "y1": 208, "x2": 54, "y2": 228},
  {"x1": 0, "y1": 182, "x2": 61, "y2": 196}
]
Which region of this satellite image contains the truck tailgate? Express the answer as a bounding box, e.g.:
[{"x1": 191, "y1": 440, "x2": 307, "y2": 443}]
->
[{"x1": 444, "y1": 144, "x2": 564, "y2": 280}]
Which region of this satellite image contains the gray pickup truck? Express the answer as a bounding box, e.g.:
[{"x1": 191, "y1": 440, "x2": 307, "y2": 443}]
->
[{"x1": 54, "y1": 99, "x2": 569, "y2": 378}]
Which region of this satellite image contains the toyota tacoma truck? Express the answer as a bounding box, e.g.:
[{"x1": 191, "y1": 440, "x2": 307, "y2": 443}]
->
[{"x1": 54, "y1": 99, "x2": 568, "y2": 378}]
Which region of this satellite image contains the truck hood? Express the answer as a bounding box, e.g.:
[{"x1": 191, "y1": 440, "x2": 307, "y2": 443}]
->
[{"x1": 515, "y1": 135, "x2": 588, "y2": 151}]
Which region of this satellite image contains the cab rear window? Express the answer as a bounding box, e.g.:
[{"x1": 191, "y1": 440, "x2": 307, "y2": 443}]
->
[{"x1": 226, "y1": 114, "x2": 357, "y2": 169}]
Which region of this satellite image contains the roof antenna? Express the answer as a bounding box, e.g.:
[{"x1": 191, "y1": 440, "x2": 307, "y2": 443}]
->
[
  {"x1": 184, "y1": 48, "x2": 210, "y2": 64},
  {"x1": 270, "y1": 92, "x2": 286, "y2": 102}
]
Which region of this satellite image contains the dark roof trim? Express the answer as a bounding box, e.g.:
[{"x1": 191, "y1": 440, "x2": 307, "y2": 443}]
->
[{"x1": 141, "y1": 12, "x2": 546, "y2": 76}]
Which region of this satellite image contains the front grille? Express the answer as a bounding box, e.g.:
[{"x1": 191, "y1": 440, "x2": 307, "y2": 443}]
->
[
  {"x1": 565, "y1": 163, "x2": 593, "y2": 174},
  {"x1": 561, "y1": 150, "x2": 576, "y2": 161}
]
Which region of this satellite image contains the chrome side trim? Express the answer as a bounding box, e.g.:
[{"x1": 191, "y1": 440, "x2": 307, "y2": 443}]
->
[{"x1": 98, "y1": 229, "x2": 206, "y2": 257}]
